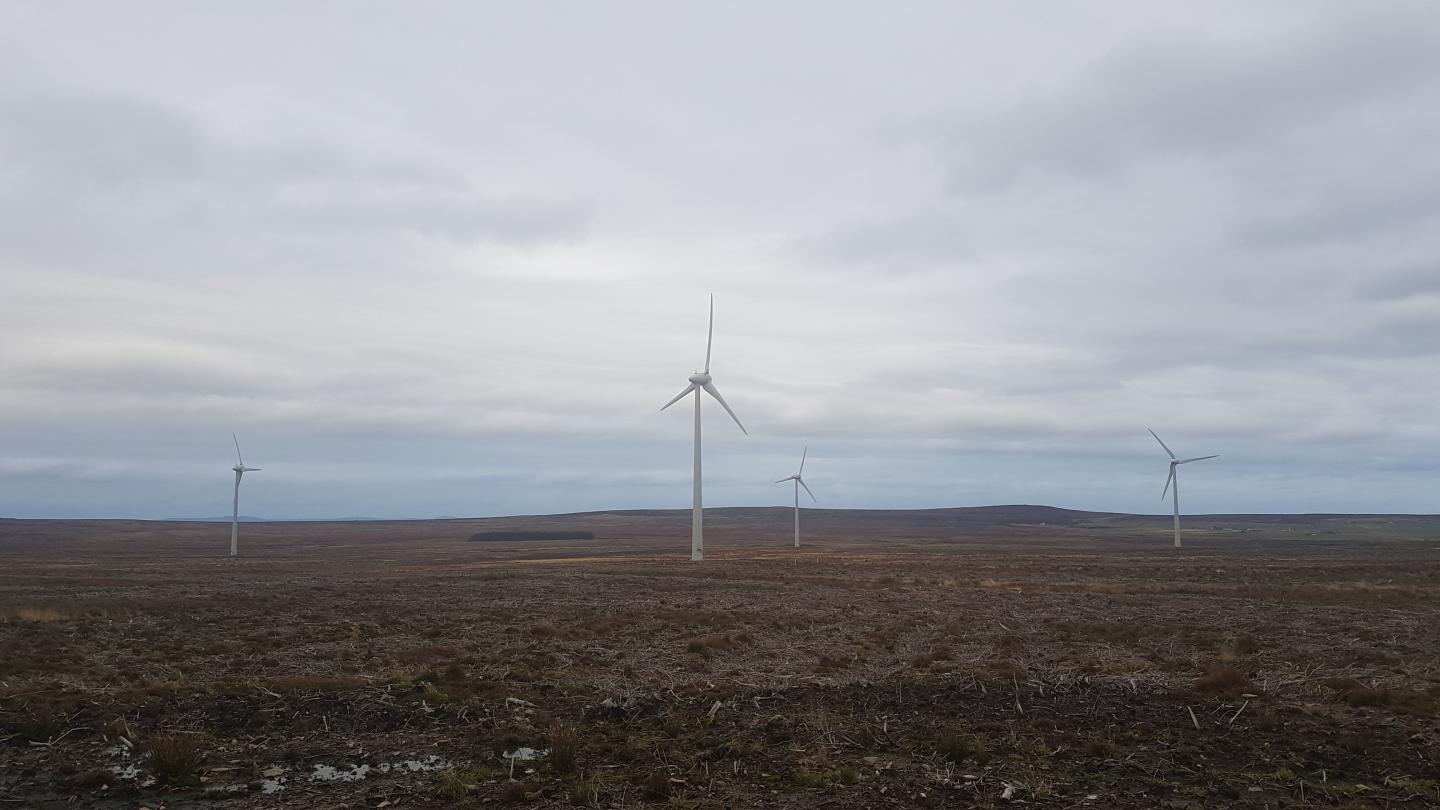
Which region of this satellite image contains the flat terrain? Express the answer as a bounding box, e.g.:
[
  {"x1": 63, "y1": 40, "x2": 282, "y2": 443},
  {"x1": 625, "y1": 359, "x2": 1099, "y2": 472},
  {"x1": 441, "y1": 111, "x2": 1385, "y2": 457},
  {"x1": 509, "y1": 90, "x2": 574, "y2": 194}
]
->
[{"x1": 2, "y1": 506, "x2": 1439, "y2": 808}]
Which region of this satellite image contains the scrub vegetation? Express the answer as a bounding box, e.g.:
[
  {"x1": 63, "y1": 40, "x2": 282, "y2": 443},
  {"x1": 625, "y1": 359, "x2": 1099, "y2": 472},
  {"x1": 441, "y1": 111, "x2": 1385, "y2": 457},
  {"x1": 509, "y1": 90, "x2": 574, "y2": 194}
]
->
[{"x1": 1, "y1": 508, "x2": 1438, "y2": 807}]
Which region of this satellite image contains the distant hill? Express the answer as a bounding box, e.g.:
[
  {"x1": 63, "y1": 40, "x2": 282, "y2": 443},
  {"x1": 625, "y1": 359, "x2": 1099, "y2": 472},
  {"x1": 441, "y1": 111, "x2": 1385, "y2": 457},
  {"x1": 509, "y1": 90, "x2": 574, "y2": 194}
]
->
[{"x1": 168, "y1": 515, "x2": 269, "y2": 523}]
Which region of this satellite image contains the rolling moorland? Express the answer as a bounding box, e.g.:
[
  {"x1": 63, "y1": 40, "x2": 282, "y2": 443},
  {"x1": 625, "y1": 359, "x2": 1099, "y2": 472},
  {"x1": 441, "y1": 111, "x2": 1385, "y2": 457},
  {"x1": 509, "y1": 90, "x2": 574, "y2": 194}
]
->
[{"x1": 2, "y1": 506, "x2": 1438, "y2": 808}]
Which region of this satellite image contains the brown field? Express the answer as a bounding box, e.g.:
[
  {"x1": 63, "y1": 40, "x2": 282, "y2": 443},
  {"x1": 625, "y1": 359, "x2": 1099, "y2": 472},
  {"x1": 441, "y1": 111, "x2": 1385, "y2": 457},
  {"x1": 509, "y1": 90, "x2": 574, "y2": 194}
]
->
[{"x1": 2, "y1": 506, "x2": 1439, "y2": 809}]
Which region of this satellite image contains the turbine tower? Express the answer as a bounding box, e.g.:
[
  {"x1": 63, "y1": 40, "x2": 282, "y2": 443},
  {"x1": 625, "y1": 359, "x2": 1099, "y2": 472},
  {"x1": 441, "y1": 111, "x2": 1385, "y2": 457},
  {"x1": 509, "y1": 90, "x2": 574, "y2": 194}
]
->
[
  {"x1": 230, "y1": 433, "x2": 261, "y2": 557},
  {"x1": 1149, "y1": 429, "x2": 1217, "y2": 549},
  {"x1": 660, "y1": 296, "x2": 747, "y2": 561},
  {"x1": 775, "y1": 446, "x2": 816, "y2": 548}
]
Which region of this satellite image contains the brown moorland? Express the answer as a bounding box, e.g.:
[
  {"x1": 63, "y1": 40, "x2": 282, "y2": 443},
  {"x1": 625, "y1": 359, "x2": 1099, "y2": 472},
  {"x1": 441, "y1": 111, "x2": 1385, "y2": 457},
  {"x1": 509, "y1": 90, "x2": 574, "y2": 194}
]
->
[{"x1": 2, "y1": 506, "x2": 1438, "y2": 808}]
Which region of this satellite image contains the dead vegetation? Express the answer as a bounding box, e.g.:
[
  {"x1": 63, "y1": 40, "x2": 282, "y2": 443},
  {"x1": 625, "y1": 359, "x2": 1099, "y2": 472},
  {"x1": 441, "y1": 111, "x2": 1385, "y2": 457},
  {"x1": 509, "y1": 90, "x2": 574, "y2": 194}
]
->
[
  {"x1": 1194, "y1": 665, "x2": 1256, "y2": 697},
  {"x1": 2, "y1": 515, "x2": 1439, "y2": 807},
  {"x1": 144, "y1": 732, "x2": 207, "y2": 785}
]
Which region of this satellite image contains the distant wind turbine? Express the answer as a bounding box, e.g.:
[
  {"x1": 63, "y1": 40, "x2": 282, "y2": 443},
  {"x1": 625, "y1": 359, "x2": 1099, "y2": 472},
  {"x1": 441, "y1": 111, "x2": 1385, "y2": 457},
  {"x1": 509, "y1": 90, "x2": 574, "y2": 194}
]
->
[
  {"x1": 230, "y1": 433, "x2": 261, "y2": 557},
  {"x1": 1149, "y1": 429, "x2": 1217, "y2": 549},
  {"x1": 660, "y1": 296, "x2": 747, "y2": 561},
  {"x1": 775, "y1": 446, "x2": 816, "y2": 548}
]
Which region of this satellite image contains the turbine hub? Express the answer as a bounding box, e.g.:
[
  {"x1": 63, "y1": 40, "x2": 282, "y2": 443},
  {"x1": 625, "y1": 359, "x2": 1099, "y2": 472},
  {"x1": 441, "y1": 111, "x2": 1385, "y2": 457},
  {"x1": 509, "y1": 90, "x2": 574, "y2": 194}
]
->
[
  {"x1": 233, "y1": 465, "x2": 245, "y2": 473},
  {"x1": 688, "y1": 372, "x2": 712, "y2": 385}
]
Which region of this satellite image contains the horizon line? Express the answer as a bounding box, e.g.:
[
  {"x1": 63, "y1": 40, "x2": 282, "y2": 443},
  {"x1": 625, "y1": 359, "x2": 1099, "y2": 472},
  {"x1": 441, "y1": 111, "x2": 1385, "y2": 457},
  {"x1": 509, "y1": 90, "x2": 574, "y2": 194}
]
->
[{"x1": 2, "y1": 504, "x2": 1438, "y2": 523}]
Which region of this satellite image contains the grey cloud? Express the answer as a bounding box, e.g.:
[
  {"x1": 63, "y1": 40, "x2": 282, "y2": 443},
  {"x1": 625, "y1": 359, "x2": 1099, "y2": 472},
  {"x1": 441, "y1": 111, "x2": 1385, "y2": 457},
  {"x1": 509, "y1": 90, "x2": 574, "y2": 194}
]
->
[
  {"x1": 4, "y1": 3, "x2": 1440, "y2": 518},
  {"x1": 1354, "y1": 266, "x2": 1440, "y2": 301},
  {"x1": 934, "y1": 11, "x2": 1440, "y2": 190},
  {"x1": 791, "y1": 210, "x2": 968, "y2": 272},
  {"x1": 0, "y1": 85, "x2": 588, "y2": 252},
  {"x1": 1235, "y1": 179, "x2": 1440, "y2": 248}
]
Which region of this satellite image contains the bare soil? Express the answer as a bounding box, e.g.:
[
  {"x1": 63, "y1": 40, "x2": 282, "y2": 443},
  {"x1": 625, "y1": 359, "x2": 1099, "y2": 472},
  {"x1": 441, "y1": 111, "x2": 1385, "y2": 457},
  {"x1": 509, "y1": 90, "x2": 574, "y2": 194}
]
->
[{"x1": 2, "y1": 507, "x2": 1438, "y2": 808}]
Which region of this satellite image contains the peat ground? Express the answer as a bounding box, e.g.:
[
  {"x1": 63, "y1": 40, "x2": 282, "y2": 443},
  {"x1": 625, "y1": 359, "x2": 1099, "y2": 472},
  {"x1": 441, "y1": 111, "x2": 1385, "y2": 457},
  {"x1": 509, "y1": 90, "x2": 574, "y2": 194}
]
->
[{"x1": 2, "y1": 508, "x2": 1438, "y2": 808}]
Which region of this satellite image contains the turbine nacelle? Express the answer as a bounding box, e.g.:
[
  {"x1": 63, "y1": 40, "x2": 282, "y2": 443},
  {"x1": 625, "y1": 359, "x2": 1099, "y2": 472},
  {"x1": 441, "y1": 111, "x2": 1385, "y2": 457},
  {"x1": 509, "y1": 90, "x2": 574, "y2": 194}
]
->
[{"x1": 688, "y1": 372, "x2": 713, "y2": 385}]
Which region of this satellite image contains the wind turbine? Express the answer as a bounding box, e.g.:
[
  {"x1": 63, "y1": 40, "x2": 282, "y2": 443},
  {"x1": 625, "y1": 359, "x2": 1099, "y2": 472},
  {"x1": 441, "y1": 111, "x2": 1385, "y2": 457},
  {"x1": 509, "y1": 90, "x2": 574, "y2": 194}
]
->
[
  {"x1": 660, "y1": 296, "x2": 747, "y2": 561},
  {"x1": 229, "y1": 433, "x2": 261, "y2": 557},
  {"x1": 1149, "y1": 429, "x2": 1217, "y2": 549},
  {"x1": 775, "y1": 446, "x2": 816, "y2": 548}
]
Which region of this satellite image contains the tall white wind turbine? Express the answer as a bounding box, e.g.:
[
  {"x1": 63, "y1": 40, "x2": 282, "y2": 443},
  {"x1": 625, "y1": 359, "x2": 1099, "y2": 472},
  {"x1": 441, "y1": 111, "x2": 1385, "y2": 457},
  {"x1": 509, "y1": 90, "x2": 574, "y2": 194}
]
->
[
  {"x1": 775, "y1": 446, "x2": 816, "y2": 548},
  {"x1": 660, "y1": 296, "x2": 747, "y2": 561},
  {"x1": 1149, "y1": 429, "x2": 1217, "y2": 549},
  {"x1": 230, "y1": 433, "x2": 261, "y2": 557}
]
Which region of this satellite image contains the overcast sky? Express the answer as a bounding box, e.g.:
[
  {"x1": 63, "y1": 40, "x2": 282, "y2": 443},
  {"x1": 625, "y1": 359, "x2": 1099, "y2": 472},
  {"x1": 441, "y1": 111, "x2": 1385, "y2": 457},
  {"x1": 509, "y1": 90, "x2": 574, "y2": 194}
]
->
[{"x1": 3, "y1": 2, "x2": 1439, "y2": 519}]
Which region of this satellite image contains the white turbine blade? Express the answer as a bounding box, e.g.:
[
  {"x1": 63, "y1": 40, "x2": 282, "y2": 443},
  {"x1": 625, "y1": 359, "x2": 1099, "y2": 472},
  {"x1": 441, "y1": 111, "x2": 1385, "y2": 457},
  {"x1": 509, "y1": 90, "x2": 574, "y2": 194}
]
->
[
  {"x1": 1177, "y1": 454, "x2": 1219, "y2": 464},
  {"x1": 798, "y1": 445, "x2": 807, "y2": 475},
  {"x1": 660, "y1": 383, "x2": 697, "y2": 411},
  {"x1": 233, "y1": 432, "x2": 245, "y2": 466},
  {"x1": 703, "y1": 294, "x2": 714, "y2": 374},
  {"x1": 1161, "y1": 466, "x2": 1175, "y2": 499},
  {"x1": 246, "y1": 467, "x2": 262, "y2": 472},
  {"x1": 775, "y1": 477, "x2": 792, "y2": 484},
  {"x1": 798, "y1": 478, "x2": 817, "y2": 503},
  {"x1": 701, "y1": 382, "x2": 746, "y2": 434},
  {"x1": 1148, "y1": 428, "x2": 1175, "y2": 459}
]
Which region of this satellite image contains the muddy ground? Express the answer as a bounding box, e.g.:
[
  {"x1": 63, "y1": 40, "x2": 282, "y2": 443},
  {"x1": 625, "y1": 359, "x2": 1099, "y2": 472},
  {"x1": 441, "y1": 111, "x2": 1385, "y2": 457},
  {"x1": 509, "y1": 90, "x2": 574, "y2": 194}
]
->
[{"x1": 2, "y1": 508, "x2": 1438, "y2": 808}]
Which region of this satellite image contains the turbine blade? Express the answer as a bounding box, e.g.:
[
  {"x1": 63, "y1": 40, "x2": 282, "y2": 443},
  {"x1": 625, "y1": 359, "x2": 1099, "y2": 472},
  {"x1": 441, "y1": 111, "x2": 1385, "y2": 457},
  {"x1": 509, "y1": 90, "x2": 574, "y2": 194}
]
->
[
  {"x1": 775, "y1": 477, "x2": 791, "y2": 484},
  {"x1": 1148, "y1": 428, "x2": 1175, "y2": 459},
  {"x1": 703, "y1": 294, "x2": 714, "y2": 374},
  {"x1": 798, "y1": 445, "x2": 807, "y2": 475},
  {"x1": 660, "y1": 383, "x2": 697, "y2": 411},
  {"x1": 1161, "y1": 466, "x2": 1174, "y2": 499},
  {"x1": 701, "y1": 382, "x2": 746, "y2": 434},
  {"x1": 799, "y1": 478, "x2": 817, "y2": 503},
  {"x1": 247, "y1": 467, "x2": 262, "y2": 472},
  {"x1": 233, "y1": 432, "x2": 244, "y2": 466},
  {"x1": 1177, "y1": 454, "x2": 1219, "y2": 464}
]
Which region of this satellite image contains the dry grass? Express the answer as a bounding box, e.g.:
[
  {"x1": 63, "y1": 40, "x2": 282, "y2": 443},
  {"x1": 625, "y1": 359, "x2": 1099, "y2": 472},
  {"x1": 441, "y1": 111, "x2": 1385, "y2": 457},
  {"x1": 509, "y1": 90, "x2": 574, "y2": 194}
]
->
[
  {"x1": 549, "y1": 722, "x2": 580, "y2": 773},
  {"x1": 498, "y1": 780, "x2": 538, "y2": 804},
  {"x1": 435, "y1": 768, "x2": 491, "y2": 800},
  {"x1": 144, "y1": 733, "x2": 206, "y2": 784},
  {"x1": 264, "y1": 674, "x2": 370, "y2": 693},
  {"x1": 567, "y1": 772, "x2": 601, "y2": 806},
  {"x1": 2, "y1": 515, "x2": 1439, "y2": 806},
  {"x1": 1219, "y1": 632, "x2": 1260, "y2": 662},
  {"x1": 637, "y1": 771, "x2": 673, "y2": 798},
  {"x1": 9, "y1": 703, "x2": 62, "y2": 741},
  {"x1": 1194, "y1": 665, "x2": 1255, "y2": 697},
  {"x1": 935, "y1": 725, "x2": 990, "y2": 765},
  {"x1": 395, "y1": 644, "x2": 459, "y2": 664},
  {"x1": 11, "y1": 606, "x2": 66, "y2": 622},
  {"x1": 2, "y1": 600, "x2": 140, "y2": 623},
  {"x1": 685, "y1": 633, "x2": 739, "y2": 657},
  {"x1": 1326, "y1": 680, "x2": 1439, "y2": 717}
]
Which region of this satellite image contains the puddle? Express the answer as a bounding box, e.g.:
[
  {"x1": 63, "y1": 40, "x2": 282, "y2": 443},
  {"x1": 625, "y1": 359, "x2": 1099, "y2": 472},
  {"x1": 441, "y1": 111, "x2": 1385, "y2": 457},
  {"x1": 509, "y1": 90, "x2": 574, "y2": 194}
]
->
[
  {"x1": 503, "y1": 747, "x2": 545, "y2": 762},
  {"x1": 378, "y1": 755, "x2": 451, "y2": 773},
  {"x1": 311, "y1": 763, "x2": 372, "y2": 782},
  {"x1": 309, "y1": 756, "x2": 452, "y2": 783},
  {"x1": 108, "y1": 764, "x2": 156, "y2": 788}
]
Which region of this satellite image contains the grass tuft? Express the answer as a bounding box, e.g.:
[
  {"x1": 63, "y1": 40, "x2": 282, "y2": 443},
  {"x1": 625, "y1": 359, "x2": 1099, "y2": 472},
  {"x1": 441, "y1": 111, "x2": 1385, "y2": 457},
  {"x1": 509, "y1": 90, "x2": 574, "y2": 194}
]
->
[
  {"x1": 936, "y1": 726, "x2": 990, "y2": 765},
  {"x1": 1194, "y1": 665, "x2": 1255, "y2": 697},
  {"x1": 567, "y1": 772, "x2": 601, "y2": 806},
  {"x1": 548, "y1": 722, "x2": 580, "y2": 773},
  {"x1": 145, "y1": 733, "x2": 206, "y2": 784}
]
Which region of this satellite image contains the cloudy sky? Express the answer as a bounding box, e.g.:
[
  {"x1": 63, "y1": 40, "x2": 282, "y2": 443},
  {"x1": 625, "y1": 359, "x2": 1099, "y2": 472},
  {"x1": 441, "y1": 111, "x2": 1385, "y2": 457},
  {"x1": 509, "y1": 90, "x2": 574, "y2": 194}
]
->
[{"x1": 3, "y1": 2, "x2": 1439, "y2": 519}]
